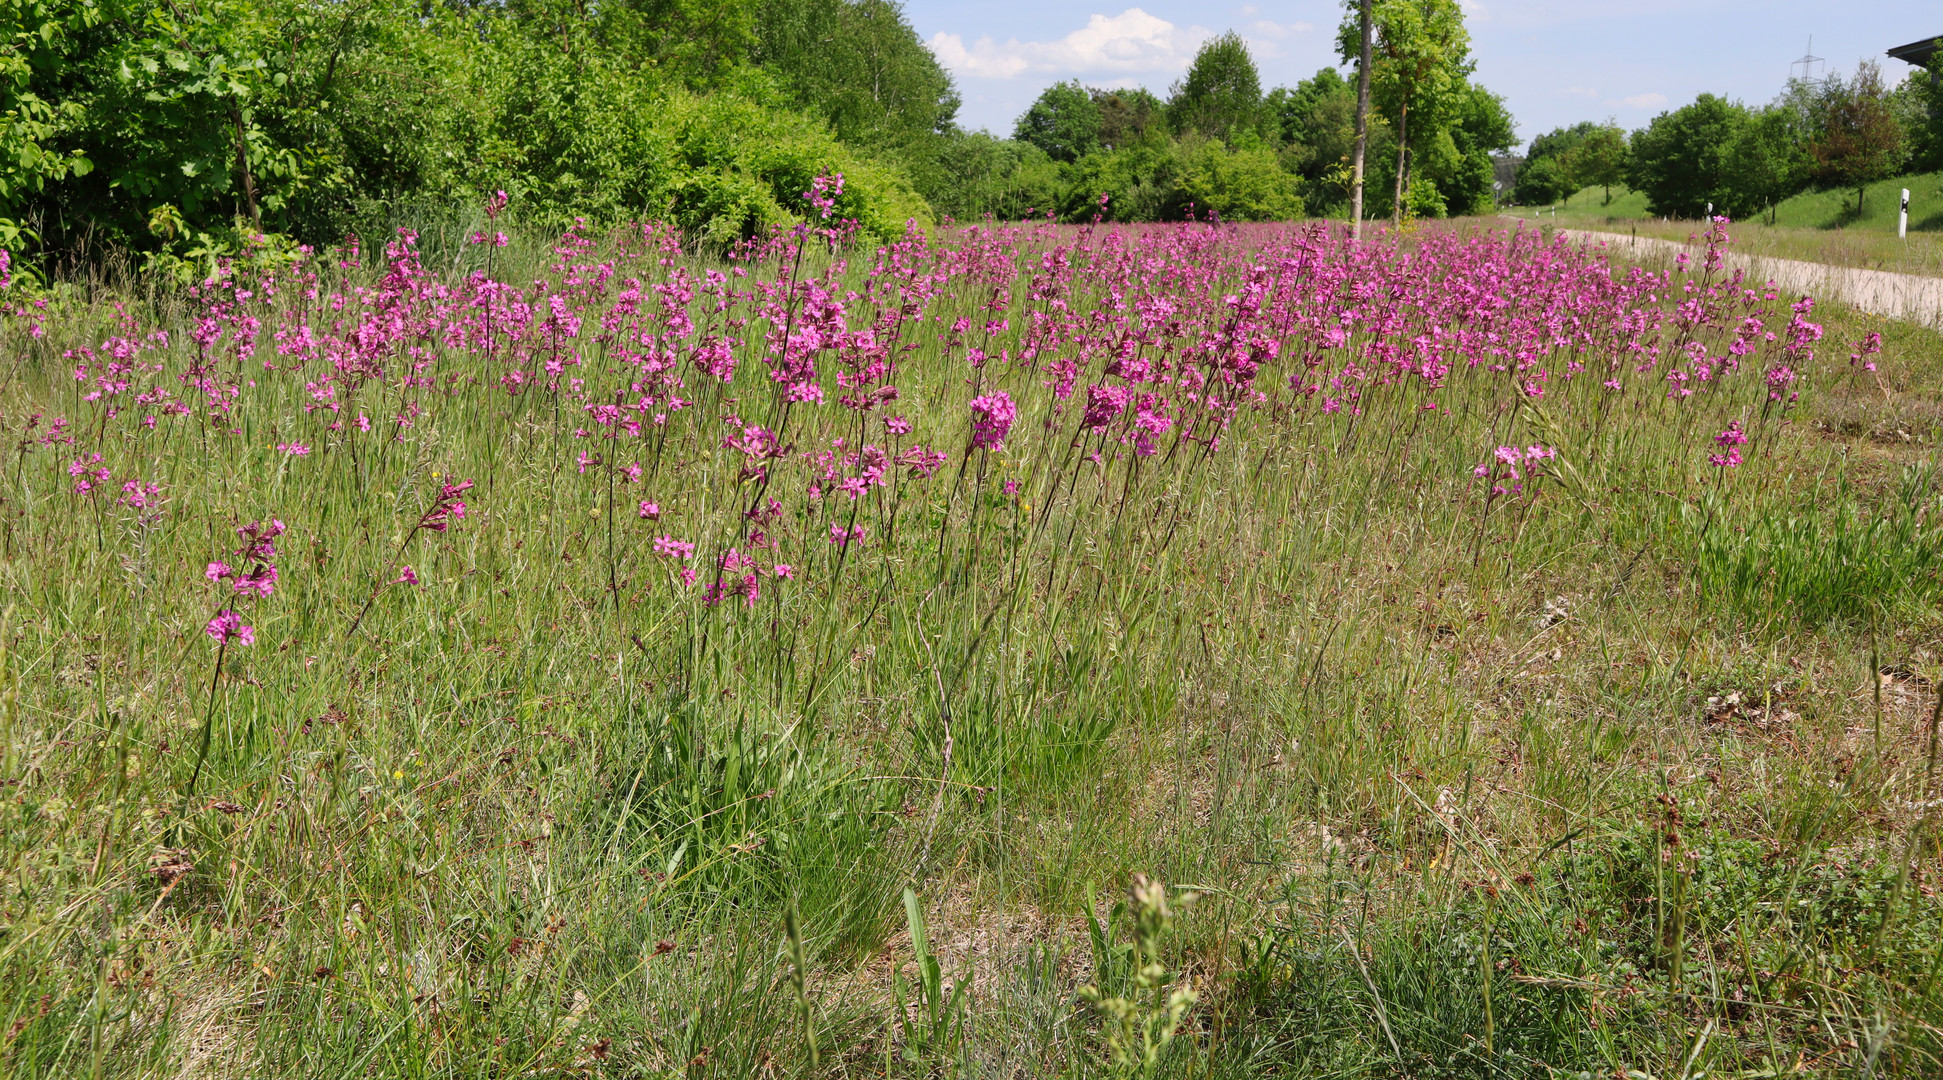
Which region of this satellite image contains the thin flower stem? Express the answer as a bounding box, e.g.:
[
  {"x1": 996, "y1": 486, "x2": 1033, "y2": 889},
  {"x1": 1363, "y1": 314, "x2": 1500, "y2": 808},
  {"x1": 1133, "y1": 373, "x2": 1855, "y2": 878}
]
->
[{"x1": 171, "y1": 635, "x2": 228, "y2": 844}]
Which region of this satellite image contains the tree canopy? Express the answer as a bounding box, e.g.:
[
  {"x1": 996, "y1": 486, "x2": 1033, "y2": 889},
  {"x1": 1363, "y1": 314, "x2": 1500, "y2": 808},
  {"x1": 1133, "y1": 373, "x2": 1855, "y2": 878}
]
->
[
  {"x1": 1014, "y1": 81, "x2": 1101, "y2": 163},
  {"x1": 1626, "y1": 94, "x2": 1743, "y2": 218},
  {"x1": 0, "y1": 0, "x2": 1517, "y2": 267},
  {"x1": 1334, "y1": 0, "x2": 1501, "y2": 220},
  {"x1": 1170, "y1": 32, "x2": 1265, "y2": 144},
  {"x1": 1806, "y1": 60, "x2": 1905, "y2": 214},
  {"x1": 1520, "y1": 56, "x2": 1940, "y2": 221}
]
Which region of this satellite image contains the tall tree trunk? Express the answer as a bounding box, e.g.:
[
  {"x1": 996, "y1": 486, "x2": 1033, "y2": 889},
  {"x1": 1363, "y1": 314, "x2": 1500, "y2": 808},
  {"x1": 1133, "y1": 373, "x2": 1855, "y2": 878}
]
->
[
  {"x1": 1391, "y1": 100, "x2": 1409, "y2": 227},
  {"x1": 1349, "y1": 0, "x2": 1372, "y2": 241},
  {"x1": 231, "y1": 106, "x2": 261, "y2": 231}
]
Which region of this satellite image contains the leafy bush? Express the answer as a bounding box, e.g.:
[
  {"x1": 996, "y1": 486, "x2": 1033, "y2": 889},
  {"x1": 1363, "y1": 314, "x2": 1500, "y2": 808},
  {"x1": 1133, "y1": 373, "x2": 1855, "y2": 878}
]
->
[
  {"x1": 922, "y1": 132, "x2": 1064, "y2": 222},
  {"x1": 11, "y1": 0, "x2": 932, "y2": 260},
  {"x1": 1060, "y1": 141, "x2": 1192, "y2": 222},
  {"x1": 1177, "y1": 140, "x2": 1307, "y2": 222}
]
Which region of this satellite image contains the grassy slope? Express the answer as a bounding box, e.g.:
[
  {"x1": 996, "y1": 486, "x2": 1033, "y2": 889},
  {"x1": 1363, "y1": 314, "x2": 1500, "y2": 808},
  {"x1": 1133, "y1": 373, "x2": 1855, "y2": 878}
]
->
[
  {"x1": 4, "y1": 223, "x2": 1943, "y2": 1078},
  {"x1": 1504, "y1": 171, "x2": 1943, "y2": 232},
  {"x1": 1770, "y1": 171, "x2": 1943, "y2": 231},
  {"x1": 1502, "y1": 184, "x2": 1653, "y2": 225},
  {"x1": 1502, "y1": 175, "x2": 1943, "y2": 277}
]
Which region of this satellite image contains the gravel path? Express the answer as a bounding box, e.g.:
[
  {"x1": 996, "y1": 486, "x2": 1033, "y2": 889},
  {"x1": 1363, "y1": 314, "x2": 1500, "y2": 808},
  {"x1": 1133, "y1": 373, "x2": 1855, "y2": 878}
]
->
[{"x1": 1542, "y1": 225, "x2": 1943, "y2": 330}]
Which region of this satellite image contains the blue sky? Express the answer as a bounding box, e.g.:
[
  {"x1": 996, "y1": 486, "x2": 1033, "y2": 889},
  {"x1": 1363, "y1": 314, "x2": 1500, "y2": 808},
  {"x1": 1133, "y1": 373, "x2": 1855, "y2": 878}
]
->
[{"x1": 901, "y1": 1, "x2": 1940, "y2": 153}]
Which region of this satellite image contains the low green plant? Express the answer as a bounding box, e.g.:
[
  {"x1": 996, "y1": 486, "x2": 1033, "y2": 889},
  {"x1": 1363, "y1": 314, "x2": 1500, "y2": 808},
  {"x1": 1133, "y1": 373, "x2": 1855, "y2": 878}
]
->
[
  {"x1": 1689, "y1": 466, "x2": 1943, "y2": 625},
  {"x1": 1078, "y1": 875, "x2": 1197, "y2": 1078},
  {"x1": 891, "y1": 887, "x2": 971, "y2": 1070}
]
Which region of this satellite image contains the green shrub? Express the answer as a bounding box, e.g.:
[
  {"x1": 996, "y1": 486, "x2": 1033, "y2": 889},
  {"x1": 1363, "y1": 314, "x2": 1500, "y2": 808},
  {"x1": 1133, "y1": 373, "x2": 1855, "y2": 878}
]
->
[
  {"x1": 1177, "y1": 140, "x2": 1306, "y2": 222},
  {"x1": 475, "y1": 50, "x2": 930, "y2": 244}
]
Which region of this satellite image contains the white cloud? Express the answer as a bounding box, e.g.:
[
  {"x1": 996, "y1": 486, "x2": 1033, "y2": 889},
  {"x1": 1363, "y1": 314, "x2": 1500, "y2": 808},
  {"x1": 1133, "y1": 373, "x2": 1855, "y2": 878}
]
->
[
  {"x1": 929, "y1": 9, "x2": 1213, "y2": 81},
  {"x1": 1244, "y1": 18, "x2": 1312, "y2": 57},
  {"x1": 1616, "y1": 92, "x2": 1667, "y2": 109},
  {"x1": 1563, "y1": 85, "x2": 1598, "y2": 97},
  {"x1": 1245, "y1": 19, "x2": 1311, "y2": 39}
]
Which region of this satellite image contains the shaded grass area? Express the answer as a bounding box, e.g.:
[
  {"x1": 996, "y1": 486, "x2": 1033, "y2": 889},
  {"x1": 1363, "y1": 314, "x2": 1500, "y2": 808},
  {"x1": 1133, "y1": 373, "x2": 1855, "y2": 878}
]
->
[{"x1": 4, "y1": 222, "x2": 1943, "y2": 1079}]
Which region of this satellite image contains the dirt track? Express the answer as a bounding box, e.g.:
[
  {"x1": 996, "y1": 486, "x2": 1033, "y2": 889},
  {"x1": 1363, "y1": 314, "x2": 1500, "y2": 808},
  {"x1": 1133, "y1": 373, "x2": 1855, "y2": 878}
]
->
[{"x1": 1538, "y1": 225, "x2": 1943, "y2": 330}]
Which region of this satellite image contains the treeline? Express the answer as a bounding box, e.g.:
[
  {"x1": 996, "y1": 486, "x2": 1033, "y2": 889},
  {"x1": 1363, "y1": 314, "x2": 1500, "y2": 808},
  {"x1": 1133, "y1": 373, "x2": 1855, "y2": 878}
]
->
[
  {"x1": 987, "y1": 26, "x2": 1515, "y2": 223},
  {"x1": 984, "y1": 15, "x2": 1513, "y2": 226},
  {"x1": 1516, "y1": 53, "x2": 1943, "y2": 220},
  {"x1": 2, "y1": 0, "x2": 1513, "y2": 271}
]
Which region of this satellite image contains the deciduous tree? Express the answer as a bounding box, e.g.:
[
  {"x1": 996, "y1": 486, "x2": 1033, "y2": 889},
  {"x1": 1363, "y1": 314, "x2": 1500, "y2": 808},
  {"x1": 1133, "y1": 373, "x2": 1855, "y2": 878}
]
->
[
  {"x1": 1720, "y1": 105, "x2": 1810, "y2": 223},
  {"x1": 1627, "y1": 94, "x2": 1745, "y2": 218},
  {"x1": 1093, "y1": 87, "x2": 1163, "y2": 151},
  {"x1": 1564, "y1": 122, "x2": 1627, "y2": 205},
  {"x1": 1013, "y1": 80, "x2": 1101, "y2": 163},
  {"x1": 1339, "y1": 0, "x2": 1472, "y2": 224},
  {"x1": 1807, "y1": 60, "x2": 1905, "y2": 215},
  {"x1": 1169, "y1": 32, "x2": 1264, "y2": 145}
]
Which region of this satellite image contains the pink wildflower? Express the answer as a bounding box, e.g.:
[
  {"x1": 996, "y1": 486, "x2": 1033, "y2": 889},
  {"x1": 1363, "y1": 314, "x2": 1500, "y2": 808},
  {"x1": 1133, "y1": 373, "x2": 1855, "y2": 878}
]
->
[
  {"x1": 233, "y1": 564, "x2": 278, "y2": 598},
  {"x1": 68, "y1": 453, "x2": 111, "y2": 494},
  {"x1": 969, "y1": 392, "x2": 1017, "y2": 451},
  {"x1": 418, "y1": 480, "x2": 473, "y2": 532},
  {"x1": 204, "y1": 611, "x2": 254, "y2": 647},
  {"x1": 118, "y1": 479, "x2": 162, "y2": 510}
]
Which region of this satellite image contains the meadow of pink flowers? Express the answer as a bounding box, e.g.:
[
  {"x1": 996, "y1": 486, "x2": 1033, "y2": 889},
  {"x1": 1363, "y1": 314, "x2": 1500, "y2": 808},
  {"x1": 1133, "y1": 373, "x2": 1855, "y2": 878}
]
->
[
  {"x1": 40, "y1": 193, "x2": 1829, "y2": 622},
  {"x1": 12, "y1": 184, "x2": 1933, "y2": 1077}
]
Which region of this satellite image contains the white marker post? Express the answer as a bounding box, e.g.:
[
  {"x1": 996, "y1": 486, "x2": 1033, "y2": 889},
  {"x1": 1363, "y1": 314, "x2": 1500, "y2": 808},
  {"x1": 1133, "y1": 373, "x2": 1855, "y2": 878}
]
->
[{"x1": 1902, "y1": 188, "x2": 1910, "y2": 239}]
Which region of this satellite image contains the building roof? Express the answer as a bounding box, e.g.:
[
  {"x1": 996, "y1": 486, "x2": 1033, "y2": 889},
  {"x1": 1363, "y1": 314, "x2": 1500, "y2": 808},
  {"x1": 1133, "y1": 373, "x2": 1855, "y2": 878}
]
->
[{"x1": 1889, "y1": 36, "x2": 1942, "y2": 67}]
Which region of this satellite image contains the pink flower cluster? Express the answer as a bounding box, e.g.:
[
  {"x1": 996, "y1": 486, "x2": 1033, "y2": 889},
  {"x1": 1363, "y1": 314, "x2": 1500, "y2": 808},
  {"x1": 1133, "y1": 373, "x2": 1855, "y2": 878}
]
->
[
  {"x1": 200, "y1": 517, "x2": 285, "y2": 647},
  {"x1": 1850, "y1": 330, "x2": 1883, "y2": 372},
  {"x1": 802, "y1": 173, "x2": 844, "y2": 221},
  {"x1": 207, "y1": 519, "x2": 285, "y2": 599},
  {"x1": 969, "y1": 391, "x2": 1017, "y2": 451},
  {"x1": 204, "y1": 610, "x2": 254, "y2": 646},
  {"x1": 418, "y1": 480, "x2": 473, "y2": 533},
  {"x1": 1474, "y1": 444, "x2": 1557, "y2": 496},
  {"x1": 1709, "y1": 422, "x2": 1748, "y2": 468}
]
